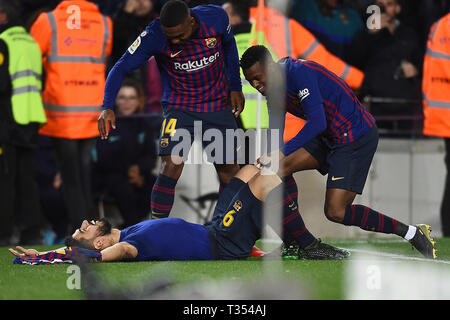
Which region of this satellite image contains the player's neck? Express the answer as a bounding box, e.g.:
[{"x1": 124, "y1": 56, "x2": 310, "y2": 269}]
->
[{"x1": 110, "y1": 229, "x2": 121, "y2": 245}]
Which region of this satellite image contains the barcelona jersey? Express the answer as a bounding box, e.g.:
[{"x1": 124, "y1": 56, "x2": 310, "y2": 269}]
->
[
  {"x1": 103, "y1": 5, "x2": 241, "y2": 113},
  {"x1": 281, "y1": 57, "x2": 376, "y2": 155}
]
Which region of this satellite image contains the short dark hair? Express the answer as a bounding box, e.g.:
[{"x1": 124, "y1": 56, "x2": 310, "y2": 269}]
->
[
  {"x1": 227, "y1": 0, "x2": 251, "y2": 22},
  {"x1": 160, "y1": 0, "x2": 190, "y2": 27},
  {"x1": 65, "y1": 218, "x2": 113, "y2": 250},
  {"x1": 96, "y1": 218, "x2": 113, "y2": 236},
  {"x1": 240, "y1": 45, "x2": 273, "y2": 70}
]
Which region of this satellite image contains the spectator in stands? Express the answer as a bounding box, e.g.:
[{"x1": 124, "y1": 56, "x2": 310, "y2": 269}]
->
[
  {"x1": 0, "y1": 0, "x2": 47, "y2": 245},
  {"x1": 111, "y1": 0, "x2": 159, "y2": 68},
  {"x1": 93, "y1": 78, "x2": 157, "y2": 228},
  {"x1": 92, "y1": 0, "x2": 125, "y2": 17},
  {"x1": 30, "y1": 0, "x2": 113, "y2": 234},
  {"x1": 422, "y1": 12, "x2": 450, "y2": 236},
  {"x1": 34, "y1": 135, "x2": 69, "y2": 244},
  {"x1": 346, "y1": 0, "x2": 422, "y2": 132},
  {"x1": 415, "y1": 0, "x2": 450, "y2": 50},
  {"x1": 111, "y1": 0, "x2": 163, "y2": 127},
  {"x1": 290, "y1": 0, "x2": 364, "y2": 59}
]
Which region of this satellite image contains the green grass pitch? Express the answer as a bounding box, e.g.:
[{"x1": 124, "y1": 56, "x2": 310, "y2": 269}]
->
[{"x1": 1, "y1": 238, "x2": 449, "y2": 300}]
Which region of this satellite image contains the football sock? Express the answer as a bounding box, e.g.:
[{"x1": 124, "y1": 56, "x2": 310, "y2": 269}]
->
[
  {"x1": 284, "y1": 174, "x2": 298, "y2": 203},
  {"x1": 343, "y1": 204, "x2": 409, "y2": 237},
  {"x1": 150, "y1": 174, "x2": 177, "y2": 219},
  {"x1": 266, "y1": 182, "x2": 316, "y2": 249}
]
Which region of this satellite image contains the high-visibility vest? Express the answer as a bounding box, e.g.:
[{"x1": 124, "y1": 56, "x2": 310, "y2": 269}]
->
[
  {"x1": 423, "y1": 13, "x2": 450, "y2": 138},
  {"x1": 0, "y1": 26, "x2": 46, "y2": 125},
  {"x1": 30, "y1": 0, "x2": 112, "y2": 139},
  {"x1": 235, "y1": 32, "x2": 269, "y2": 129}
]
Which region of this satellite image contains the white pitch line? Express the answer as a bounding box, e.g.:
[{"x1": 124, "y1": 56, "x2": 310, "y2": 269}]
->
[
  {"x1": 331, "y1": 239, "x2": 406, "y2": 245},
  {"x1": 339, "y1": 247, "x2": 450, "y2": 265}
]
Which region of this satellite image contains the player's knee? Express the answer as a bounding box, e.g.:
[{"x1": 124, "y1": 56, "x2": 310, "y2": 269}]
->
[
  {"x1": 232, "y1": 164, "x2": 259, "y2": 183},
  {"x1": 248, "y1": 173, "x2": 282, "y2": 201},
  {"x1": 324, "y1": 205, "x2": 345, "y2": 223}
]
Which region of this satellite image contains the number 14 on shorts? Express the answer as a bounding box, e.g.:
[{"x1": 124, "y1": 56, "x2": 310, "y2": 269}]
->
[{"x1": 161, "y1": 118, "x2": 177, "y2": 137}]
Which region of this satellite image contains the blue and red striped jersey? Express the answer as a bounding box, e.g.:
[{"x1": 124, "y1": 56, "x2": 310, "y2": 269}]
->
[
  {"x1": 281, "y1": 57, "x2": 376, "y2": 155},
  {"x1": 103, "y1": 5, "x2": 241, "y2": 113}
]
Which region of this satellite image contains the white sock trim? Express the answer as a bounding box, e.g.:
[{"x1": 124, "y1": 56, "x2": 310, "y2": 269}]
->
[{"x1": 404, "y1": 226, "x2": 417, "y2": 241}]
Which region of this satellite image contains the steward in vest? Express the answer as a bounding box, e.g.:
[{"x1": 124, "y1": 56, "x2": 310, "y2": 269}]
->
[
  {"x1": 0, "y1": 0, "x2": 46, "y2": 245},
  {"x1": 422, "y1": 13, "x2": 450, "y2": 235},
  {"x1": 31, "y1": 0, "x2": 113, "y2": 140},
  {"x1": 423, "y1": 12, "x2": 450, "y2": 139},
  {"x1": 30, "y1": 0, "x2": 113, "y2": 234}
]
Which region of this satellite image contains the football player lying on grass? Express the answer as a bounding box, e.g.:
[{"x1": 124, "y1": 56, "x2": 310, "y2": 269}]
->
[{"x1": 9, "y1": 164, "x2": 350, "y2": 263}]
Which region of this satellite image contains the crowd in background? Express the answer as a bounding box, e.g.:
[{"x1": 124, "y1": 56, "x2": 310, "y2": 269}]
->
[{"x1": 0, "y1": 0, "x2": 449, "y2": 245}]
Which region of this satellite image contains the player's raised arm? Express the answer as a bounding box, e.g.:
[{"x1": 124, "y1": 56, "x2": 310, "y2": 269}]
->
[{"x1": 100, "y1": 20, "x2": 163, "y2": 138}]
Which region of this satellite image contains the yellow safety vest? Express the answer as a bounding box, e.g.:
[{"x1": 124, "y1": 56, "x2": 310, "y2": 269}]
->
[
  {"x1": 235, "y1": 32, "x2": 269, "y2": 130},
  {"x1": 0, "y1": 26, "x2": 46, "y2": 125}
]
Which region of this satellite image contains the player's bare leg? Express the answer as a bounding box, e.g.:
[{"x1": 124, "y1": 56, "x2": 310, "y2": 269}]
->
[{"x1": 324, "y1": 188, "x2": 357, "y2": 223}]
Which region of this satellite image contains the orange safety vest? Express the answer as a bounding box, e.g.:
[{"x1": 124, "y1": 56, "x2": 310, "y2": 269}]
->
[
  {"x1": 249, "y1": 6, "x2": 364, "y2": 143},
  {"x1": 30, "y1": 0, "x2": 112, "y2": 139},
  {"x1": 423, "y1": 13, "x2": 450, "y2": 138}
]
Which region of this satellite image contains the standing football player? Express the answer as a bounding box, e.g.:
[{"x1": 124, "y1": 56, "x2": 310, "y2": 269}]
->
[{"x1": 99, "y1": 0, "x2": 244, "y2": 219}]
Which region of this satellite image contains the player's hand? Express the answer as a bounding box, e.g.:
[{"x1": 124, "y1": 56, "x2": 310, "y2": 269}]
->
[
  {"x1": 255, "y1": 150, "x2": 285, "y2": 167},
  {"x1": 8, "y1": 246, "x2": 39, "y2": 257},
  {"x1": 98, "y1": 109, "x2": 116, "y2": 140},
  {"x1": 255, "y1": 150, "x2": 285, "y2": 175},
  {"x1": 255, "y1": 154, "x2": 271, "y2": 169},
  {"x1": 230, "y1": 91, "x2": 245, "y2": 118}
]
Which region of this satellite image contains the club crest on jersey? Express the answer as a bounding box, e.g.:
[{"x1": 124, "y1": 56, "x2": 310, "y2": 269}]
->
[
  {"x1": 204, "y1": 37, "x2": 217, "y2": 48},
  {"x1": 128, "y1": 36, "x2": 141, "y2": 54},
  {"x1": 233, "y1": 200, "x2": 243, "y2": 211},
  {"x1": 298, "y1": 88, "x2": 310, "y2": 102},
  {"x1": 160, "y1": 138, "x2": 169, "y2": 148}
]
